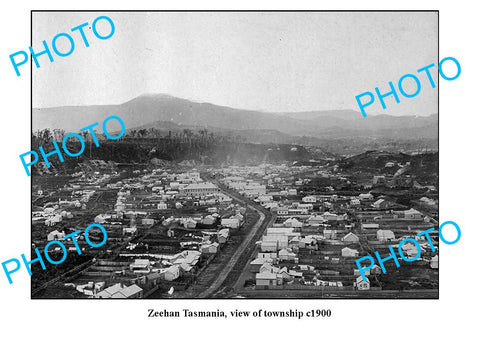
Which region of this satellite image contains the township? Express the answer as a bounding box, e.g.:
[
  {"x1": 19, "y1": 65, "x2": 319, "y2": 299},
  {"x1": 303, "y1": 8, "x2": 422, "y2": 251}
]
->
[{"x1": 31, "y1": 156, "x2": 438, "y2": 298}]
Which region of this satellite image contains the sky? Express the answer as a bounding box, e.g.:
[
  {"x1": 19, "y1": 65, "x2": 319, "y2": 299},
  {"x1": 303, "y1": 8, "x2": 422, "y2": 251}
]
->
[{"x1": 32, "y1": 11, "x2": 438, "y2": 116}]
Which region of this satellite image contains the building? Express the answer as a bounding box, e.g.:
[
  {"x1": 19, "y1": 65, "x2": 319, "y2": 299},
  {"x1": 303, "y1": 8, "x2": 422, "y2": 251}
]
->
[
  {"x1": 354, "y1": 276, "x2": 370, "y2": 290},
  {"x1": 98, "y1": 284, "x2": 143, "y2": 299},
  {"x1": 256, "y1": 271, "x2": 282, "y2": 287},
  {"x1": 180, "y1": 182, "x2": 220, "y2": 197},
  {"x1": 96, "y1": 283, "x2": 124, "y2": 298},
  {"x1": 202, "y1": 215, "x2": 216, "y2": 225},
  {"x1": 47, "y1": 230, "x2": 65, "y2": 241},
  {"x1": 111, "y1": 284, "x2": 144, "y2": 299},
  {"x1": 359, "y1": 193, "x2": 374, "y2": 201},
  {"x1": 261, "y1": 241, "x2": 278, "y2": 252},
  {"x1": 164, "y1": 265, "x2": 180, "y2": 281},
  {"x1": 221, "y1": 218, "x2": 240, "y2": 229},
  {"x1": 182, "y1": 218, "x2": 197, "y2": 229},
  {"x1": 307, "y1": 215, "x2": 326, "y2": 226},
  {"x1": 250, "y1": 258, "x2": 273, "y2": 272},
  {"x1": 403, "y1": 208, "x2": 423, "y2": 220},
  {"x1": 373, "y1": 176, "x2": 386, "y2": 185},
  {"x1": 361, "y1": 223, "x2": 379, "y2": 230},
  {"x1": 217, "y1": 229, "x2": 230, "y2": 244},
  {"x1": 130, "y1": 259, "x2": 151, "y2": 273},
  {"x1": 377, "y1": 229, "x2": 395, "y2": 242},
  {"x1": 157, "y1": 202, "x2": 168, "y2": 210},
  {"x1": 200, "y1": 241, "x2": 219, "y2": 254},
  {"x1": 373, "y1": 198, "x2": 388, "y2": 209},
  {"x1": 284, "y1": 217, "x2": 303, "y2": 228},
  {"x1": 142, "y1": 218, "x2": 155, "y2": 226},
  {"x1": 370, "y1": 264, "x2": 382, "y2": 275},
  {"x1": 323, "y1": 229, "x2": 337, "y2": 240},
  {"x1": 354, "y1": 267, "x2": 371, "y2": 277},
  {"x1": 342, "y1": 247, "x2": 359, "y2": 257},
  {"x1": 302, "y1": 196, "x2": 317, "y2": 203},
  {"x1": 278, "y1": 248, "x2": 296, "y2": 261},
  {"x1": 342, "y1": 232, "x2": 360, "y2": 243}
]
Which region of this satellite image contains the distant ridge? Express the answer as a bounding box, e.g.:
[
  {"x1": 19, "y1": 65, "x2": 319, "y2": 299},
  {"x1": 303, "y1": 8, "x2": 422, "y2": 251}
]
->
[{"x1": 33, "y1": 93, "x2": 437, "y2": 140}]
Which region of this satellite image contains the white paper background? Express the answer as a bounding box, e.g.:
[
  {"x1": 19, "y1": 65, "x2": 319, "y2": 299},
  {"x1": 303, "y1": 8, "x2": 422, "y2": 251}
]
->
[{"x1": 0, "y1": 0, "x2": 477, "y2": 338}]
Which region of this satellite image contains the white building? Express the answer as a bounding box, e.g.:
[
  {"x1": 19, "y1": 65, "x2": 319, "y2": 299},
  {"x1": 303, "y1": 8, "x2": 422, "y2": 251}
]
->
[
  {"x1": 302, "y1": 196, "x2": 316, "y2": 203},
  {"x1": 180, "y1": 182, "x2": 220, "y2": 197}
]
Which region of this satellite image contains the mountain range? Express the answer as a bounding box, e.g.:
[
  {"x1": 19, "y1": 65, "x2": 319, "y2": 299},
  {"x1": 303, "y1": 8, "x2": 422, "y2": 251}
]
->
[{"x1": 33, "y1": 93, "x2": 438, "y2": 140}]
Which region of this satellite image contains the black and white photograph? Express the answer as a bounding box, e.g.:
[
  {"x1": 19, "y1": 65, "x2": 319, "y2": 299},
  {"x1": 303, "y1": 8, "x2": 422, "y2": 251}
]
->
[
  {"x1": 30, "y1": 11, "x2": 439, "y2": 299},
  {"x1": 3, "y1": 1, "x2": 480, "y2": 338}
]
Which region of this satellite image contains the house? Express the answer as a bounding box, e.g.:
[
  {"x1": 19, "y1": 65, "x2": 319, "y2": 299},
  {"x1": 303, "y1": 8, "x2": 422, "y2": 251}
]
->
[
  {"x1": 262, "y1": 235, "x2": 288, "y2": 249},
  {"x1": 146, "y1": 271, "x2": 164, "y2": 287},
  {"x1": 47, "y1": 230, "x2": 65, "y2": 241},
  {"x1": 323, "y1": 229, "x2": 337, "y2": 240},
  {"x1": 123, "y1": 226, "x2": 137, "y2": 236},
  {"x1": 284, "y1": 217, "x2": 303, "y2": 228},
  {"x1": 232, "y1": 213, "x2": 244, "y2": 225},
  {"x1": 164, "y1": 265, "x2": 180, "y2": 281},
  {"x1": 259, "y1": 262, "x2": 280, "y2": 274},
  {"x1": 342, "y1": 247, "x2": 359, "y2": 257},
  {"x1": 142, "y1": 218, "x2": 155, "y2": 226},
  {"x1": 96, "y1": 283, "x2": 125, "y2": 298},
  {"x1": 307, "y1": 215, "x2": 326, "y2": 226},
  {"x1": 287, "y1": 189, "x2": 297, "y2": 196},
  {"x1": 297, "y1": 203, "x2": 313, "y2": 211},
  {"x1": 266, "y1": 228, "x2": 295, "y2": 236},
  {"x1": 202, "y1": 215, "x2": 216, "y2": 225},
  {"x1": 322, "y1": 212, "x2": 338, "y2": 221},
  {"x1": 261, "y1": 241, "x2": 278, "y2": 252},
  {"x1": 401, "y1": 242, "x2": 420, "y2": 259},
  {"x1": 361, "y1": 223, "x2": 379, "y2": 230},
  {"x1": 171, "y1": 250, "x2": 201, "y2": 268},
  {"x1": 200, "y1": 241, "x2": 219, "y2": 254},
  {"x1": 341, "y1": 232, "x2": 359, "y2": 243},
  {"x1": 256, "y1": 271, "x2": 282, "y2": 287},
  {"x1": 278, "y1": 267, "x2": 293, "y2": 280},
  {"x1": 244, "y1": 184, "x2": 267, "y2": 197},
  {"x1": 354, "y1": 267, "x2": 371, "y2": 277},
  {"x1": 302, "y1": 196, "x2": 316, "y2": 203},
  {"x1": 377, "y1": 229, "x2": 395, "y2": 242},
  {"x1": 350, "y1": 199, "x2": 360, "y2": 206},
  {"x1": 373, "y1": 198, "x2": 388, "y2": 209},
  {"x1": 94, "y1": 214, "x2": 109, "y2": 224},
  {"x1": 217, "y1": 229, "x2": 230, "y2": 244},
  {"x1": 403, "y1": 208, "x2": 423, "y2": 220},
  {"x1": 278, "y1": 248, "x2": 296, "y2": 261},
  {"x1": 221, "y1": 218, "x2": 240, "y2": 229},
  {"x1": 298, "y1": 236, "x2": 318, "y2": 249},
  {"x1": 258, "y1": 195, "x2": 273, "y2": 203},
  {"x1": 373, "y1": 176, "x2": 386, "y2": 185},
  {"x1": 157, "y1": 202, "x2": 168, "y2": 210},
  {"x1": 359, "y1": 193, "x2": 374, "y2": 201},
  {"x1": 250, "y1": 257, "x2": 273, "y2": 272},
  {"x1": 430, "y1": 255, "x2": 439, "y2": 269},
  {"x1": 130, "y1": 259, "x2": 151, "y2": 273},
  {"x1": 111, "y1": 284, "x2": 144, "y2": 299},
  {"x1": 182, "y1": 218, "x2": 197, "y2": 229},
  {"x1": 370, "y1": 264, "x2": 382, "y2": 275},
  {"x1": 354, "y1": 276, "x2": 370, "y2": 290},
  {"x1": 257, "y1": 253, "x2": 278, "y2": 260}
]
